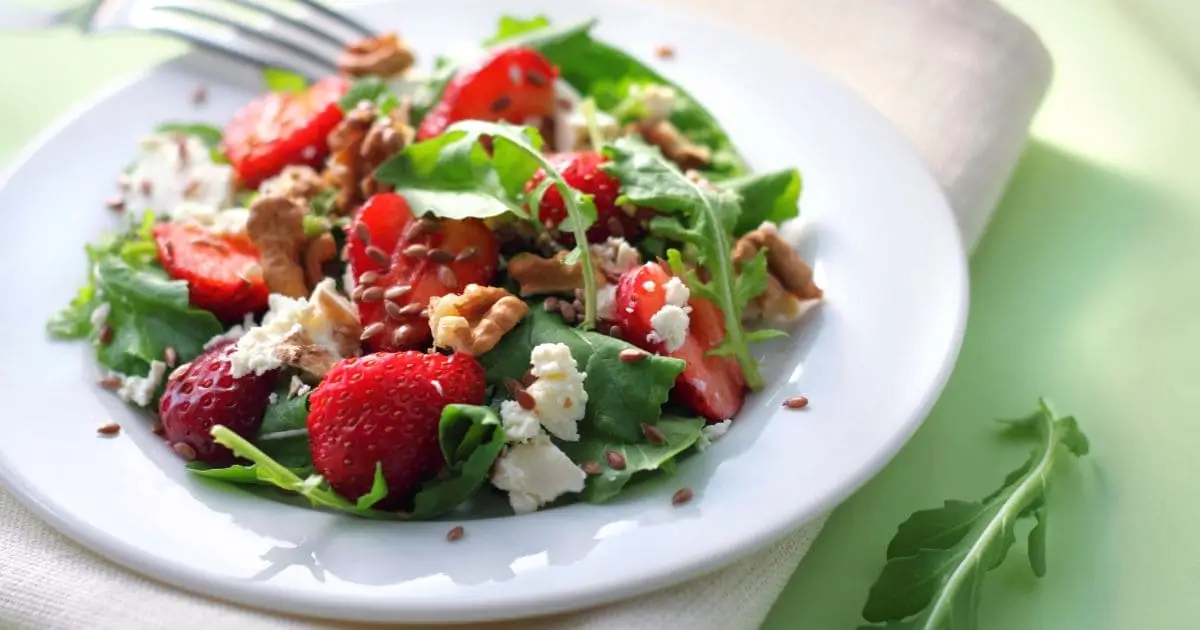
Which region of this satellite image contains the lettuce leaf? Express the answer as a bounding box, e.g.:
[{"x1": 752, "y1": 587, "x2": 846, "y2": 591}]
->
[
  {"x1": 724, "y1": 168, "x2": 802, "y2": 234},
  {"x1": 479, "y1": 309, "x2": 685, "y2": 443},
  {"x1": 410, "y1": 404, "x2": 507, "y2": 519},
  {"x1": 558, "y1": 416, "x2": 704, "y2": 503}
]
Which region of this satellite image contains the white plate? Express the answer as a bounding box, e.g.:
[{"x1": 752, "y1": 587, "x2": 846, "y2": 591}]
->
[{"x1": 0, "y1": 0, "x2": 967, "y2": 623}]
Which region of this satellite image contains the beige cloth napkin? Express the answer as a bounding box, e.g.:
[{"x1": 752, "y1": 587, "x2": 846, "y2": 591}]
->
[{"x1": 0, "y1": 0, "x2": 1050, "y2": 628}]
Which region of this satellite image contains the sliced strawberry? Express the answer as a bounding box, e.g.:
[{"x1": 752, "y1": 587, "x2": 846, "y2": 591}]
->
[
  {"x1": 417, "y1": 47, "x2": 558, "y2": 140},
  {"x1": 526, "y1": 152, "x2": 656, "y2": 246},
  {"x1": 159, "y1": 340, "x2": 279, "y2": 465},
  {"x1": 307, "y1": 351, "x2": 486, "y2": 506},
  {"x1": 346, "y1": 193, "x2": 499, "y2": 351},
  {"x1": 222, "y1": 76, "x2": 349, "y2": 188},
  {"x1": 614, "y1": 262, "x2": 747, "y2": 421},
  {"x1": 154, "y1": 223, "x2": 268, "y2": 322}
]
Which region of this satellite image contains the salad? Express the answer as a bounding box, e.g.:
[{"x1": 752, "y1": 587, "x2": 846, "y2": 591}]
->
[{"x1": 48, "y1": 16, "x2": 822, "y2": 520}]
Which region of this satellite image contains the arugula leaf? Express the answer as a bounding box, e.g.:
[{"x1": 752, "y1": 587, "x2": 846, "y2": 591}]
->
[
  {"x1": 153, "y1": 122, "x2": 223, "y2": 149},
  {"x1": 488, "y1": 16, "x2": 748, "y2": 178},
  {"x1": 480, "y1": 309, "x2": 685, "y2": 443},
  {"x1": 559, "y1": 416, "x2": 704, "y2": 502},
  {"x1": 409, "y1": 404, "x2": 507, "y2": 518},
  {"x1": 262, "y1": 67, "x2": 308, "y2": 94},
  {"x1": 256, "y1": 390, "x2": 312, "y2": 469},
  {"x1": 723, "y1": 168, "x2": 803, "y2": 235},
  {"x1": 604, "y1": 136, "x2": 764, "y2": 389},
  {"x1": 208, "y1": 425, "x2": 360, "y2": 512},
  {"x1": 339, "y1": 76, "x2": 388, "y2": 111},
  {"x1": 859, "y1": 400, "x2": 1090, "y2": 629}
]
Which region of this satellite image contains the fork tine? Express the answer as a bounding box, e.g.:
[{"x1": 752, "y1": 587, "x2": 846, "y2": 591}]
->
[
  {"x1": 146, "y1": 24, "x2": 320, "y2": 80},
  {"x1": 236, "y1": 0, "x2": 354, "y2": 48},
  {"x1": 156, "y1": 5, "x2": 338, "y2": 73},
  {"x1": 290, "y1": 0, "x2": 374, "y2": 38}
]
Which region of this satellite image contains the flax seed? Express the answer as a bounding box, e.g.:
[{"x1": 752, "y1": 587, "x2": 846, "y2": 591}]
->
[
  {"x1": 605, "y1": 450, "x2": 627, "y2": 470},
  {"x1": 98, "y1": 374, "x2": 122, "y2": 390},
  {"x1": 521, "y1": 369, "x2": 536, "y2": 386},
  {"x1": 607, "y1": 325, "x2": 623, "y2": 339},
  {"x1": 384, "y1": 301, "x2": 405, "y2": 320},
  {"x1": 384, "y1": 285, "x2": 411, "y2": 301},
  {"x1": 455, "y1": 246, "x2": 479, "y2": 262},
  {"x1": 559, "y1": 303, "x2": 577, "y2": 322},
  {"x1": 105, "y1": 195, "x2": 125, "y2": 211},
  {"x1": 606, "y1": 216, "x2": 624, "y2": 236},
  {"x1": 503, "y1": 378, "x2": 524, "y2": 398},
  {"x1": 428, "y1": 248, "x2": 455, "y2": 264},
  {"x1": 619, "y1": 349, "x2": 648, "y2": 363},
  {"x1": 516, "y1": 389, "x2": 536, "y2": 411},
  {"x1": 98, "y1": 325, "x2": 113, "y2": 346},
  {"x1": 351, "y1": 285, "x2": 366, "y2": 302},
  {"x1": 139, "y1": 180, "x2": 153, "y2": 196},
  {"x1": 358, "y1": 270, "x2": 380, "y2": 286},
  {"x1": 392, "y1": 324, "x2": 417, "y2": 347},
  {"x1": 183, "y1": 179, "x2": 202, "y2": 199},
  {"x1": 191, "y1": 84, "x2": 208, "y2": 105},
  {"x1": 360, "y1": 287, "x2": 384, "y2": 302},
  {"x1": 163, "y1": 346, "x2": 178, "y2": 368},
  {"x1": 543, "y1": 296, "x2": 561, "y2": 312},
  {"x1": 437, "y1": 265, "x2": 458, "y2": 288},
  {"x1": 580, "y1": 460, "x2": 603, "y2": 476},
  {"x1": 354, "y1": 222, "x2": 371, "y2": 244},
  {"x1": 490, "y1": 95, "x2": 512, "y2": 114},
  {"x1": 446, "y1": 525, "x2": 465, "y2": 542},
  {"x1": 672, "y1": 488, "x2": 694, "y2": 506},
  {"x1": 96, "y1": 422, "x2": 121, "y2": 436},
  {"x1": 173, "y1": 442, "x2": 197, "y2": 461},
  {"x1": 641, "y1": 423, "x2": 665, "y2": 445},
  {"x1": 526, "y1": 70, "x2": 548, "y2": 87},
  {"x1": 402, "y1": 244, "x2": 429, "y2": 259},
  {"x1": 655, "y1": 45, "x2": 676, "y2": 60},
  {"x1": 783, "y1": 396, "x2": 809, "y2": 409},
  {"x1": 360, "y1": 322, "x2": 385, "y2": 340},
  {"x1": 366, "y1": 245, "x2": 389, "y2": 265},
  {"x1": 398, "y1": 303, "x2": 424, "y2": 316}
]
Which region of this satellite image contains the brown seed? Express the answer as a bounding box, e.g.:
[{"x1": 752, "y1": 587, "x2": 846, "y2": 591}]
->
[
  {"x1": 437, "y1": 265, "x2": 458, "y2": 288},
  {"x1": 360, "y1": 287, "x2": 384, "y2": 302},
  {"x1": 139, "y1": 179, "x2": 153, "y2": 196},
  {"x1": 559, "y1": 302, "x2": 577, "y2": 322},
  {"x1": 354, "y1": 221, "x2": 371, "y2": 244},
  {"x1": 490, "y1": 95, "x2": 512, "y2": 114},
  {"x1": 105, "y1": 195, "x2": 125, "y2": 211},
  {"x1": 503, "y1": 377, "x2": 524, "y2": 398},
  {"x1": 404, "y1": 218, "x2": 438, "y2": 240},
  {"x1": 340, "y1": 244, "x2": 351, "y2": 262},
  {"x1": 358, "y1": 270, "x2": 380, "y2": 286},
  {"x1": 351, "y1": 285, "x2": 366, "y2": 302},
  {"x1": 366, "y1": 245, "x2": 389, "y2": 266},
  {"x1": 521, "y1": 369, "x2": 537, "y2": 387},
  {"x1": 606, "y1": 215, "x2": 624, "y2": 236},
  {"x1": 455, "y1": 246, "x2": 479, "y2": 262},
  {"x1": 557, "y1": 98, "x2": 575, "y2": 111},
  {"x1": 392, "y1": 324, "x2": 418, "y2": 347},
  {"x1": 543, "y1": 296, "x2": 561, "y2": 312},
  {"x1": 783, "y1": 396, "x2": 809, "y2": 410},
  {"x1": 641, "y1": 423, "x2": 666, "y2": 445},
  {"x1": 515, "y1": 389, "x2": 537, "y2": 411},
  {"x1": 96, "y1": 422, "x2": 121, "y2": 436},
  {"x1": 173, "y1": 442, "x2": 197, "y2": 461},
  {"x1": 384, "y1": 301, "x2": 405, "y2": 320},
  {"x1": 526, "y1": 70, "x2": 548, "y2": 87},
  {"x1": 191, "y1": 84, "x2": 208, "y2": 105},
  {"x1": 580, "y1": 460, "x2": 603, "y2": 476},
  {"x1": 116, "y1": 173, "x2": 132, "y2": 190},
  {"x1": 655, "y1": 44, "x2": 676, "y2": 59},
  {"x1": 427, "y1": 248, "x2": 455, "y2": 264},
  {"x1": 672, "y1": 488, "x2": 694, "y2": 506},
  {"x1": 605, "y1": 450, "x2": 627, "y2": 470},
  {"x1": 446, "y1": 525, "x2": 465, "y2": 542},
  {"x1": 182, "y1": 179, "x2": 202, "y2": 199},
  {"x1": 619, "y1": 349, "x2": 648, "y2": 363},
  {"x1": 398, "y1": 303, "x2": 424, "y2": 316},
  {"x1": 98, "y1": 374, "x2": 122, "y2": 390},
  {"x1": 360, "y1": 322, "x2": 386, "y2": 340},
  {"x1": 163, "y1": 346, "x2": 178, "y2": 368},
  {"x1": 607, "y1": 325, "x2": 623, "y2": 339},
  {"x1": 151, "y1": 420, "x2": 165, "y2": 436},
  {"x1": 384, "y1": 285, "x2": 411, "y2": 301},
  {"x1": 402, "y1": 243, "x2": 429, "y2": 259},
  {"x1": 98, "y1": 325, "x2": 113, "y2": 346}
]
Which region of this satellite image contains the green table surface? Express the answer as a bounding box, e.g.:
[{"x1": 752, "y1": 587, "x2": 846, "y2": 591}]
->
[{"x1": 1, "y1": 1, "x2": 1193, "y2": 628}]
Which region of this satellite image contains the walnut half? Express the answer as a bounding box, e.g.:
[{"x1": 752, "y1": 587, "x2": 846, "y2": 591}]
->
[
  {"x1": 507, "y1": 251, "x2": 605, "y2": 297},
  {"x1": 733, "y1": 224, "x2": 822, "y2": 323},
  {"x1": 339, "y1": 32, "x2": 415, "y2": 79},
  {"x1": 428, "y1": 285, "x2": 529, "y2": 356},
  {"x1": 247, "y1": 195, "x2": 308, "y2": 298}
]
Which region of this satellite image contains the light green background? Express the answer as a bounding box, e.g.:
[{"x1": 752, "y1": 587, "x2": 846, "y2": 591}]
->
[{"x1": 0, "y1": 1, "x2": 1193, "y2": 628}]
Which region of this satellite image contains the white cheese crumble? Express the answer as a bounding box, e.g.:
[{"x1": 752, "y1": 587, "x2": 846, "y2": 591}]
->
[
  {"x1": 662, "y1": 277, "x2": 690, "y2": 307},
  {"x1": 648, "y1": 277, "x2": 692, "y2": 352},
  {"x1": 268, "y1": 392, "x2": 279, "y2": 405},
  {"x1": 637, "y1": 84, "x2": 678, "y2": 123},
  {"x1": 595, "y1": 284, "x2": 618, "y2": 321},
  {"x1": 642, "y1": 280, "x2": 656, "y2": 292},
  {"x1": 490, "y1": 434, "x2": 587, "y2": 514},
  {"x1": 590, "y1": 237, "x2": 642, "y2": 278},
  {"x1": 89, "y1": 303, "x2": 110, "y2": 332},
  {"x1": 526, "y1": 343, "x2": 589, "y2": 441},
  {"x1": 171, "y1": 202, "x2": 250, "y2": 236},
  {"x1": 205, "y1": 313, "x2": 256, "y2": 350},
  {"x1": 696, "y1": 419, "x2": 732, "y2": 451},
  {"x1": 230, "y1": 279, "x2": 349, "y2": 377},
  {"x1": 115, "y1": 360, "x2": 167, "y2": 407},
  {"x1": 499, "y1": 400, "x2": 542, "y2": 442},
  {"x1": 124, "y1": 133, "x2": 234, "y2": 219}
]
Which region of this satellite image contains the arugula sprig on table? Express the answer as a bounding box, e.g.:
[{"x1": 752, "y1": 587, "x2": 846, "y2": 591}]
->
[{"x1": 859, "y1": 400, "x2": 1090, "y2": 629}]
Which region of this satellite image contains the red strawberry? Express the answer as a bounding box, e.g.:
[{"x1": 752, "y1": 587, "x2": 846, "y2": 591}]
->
[
  {"x1": 526, "y1": 152, "x2": 655, "y2": 246},
  {"x1": 307, "y1": 351, "x2": 486, "y2": 506},
  {"x1": 614, "y1": 262, "x2": 747, "y2": 421},
  {"x1": 154, "y1": 223, "x2": 268, "y2": 322},
  {"x1": 417, "y1": 47, "x2": 558, "y2": 141},
  {"x1": 222, "y1": 76, "x2": 349, "y2": 187},
  {"x1": 346, "y1": 193, "x2": 499, "y2": 352},
  {"x1": 158, "y1": 340, "x2": 279, "y2": 465}
]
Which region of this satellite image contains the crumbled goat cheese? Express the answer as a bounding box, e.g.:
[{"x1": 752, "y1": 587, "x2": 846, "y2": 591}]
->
[
  {"x1": 590, "y1": 237, "x2": 642, "y2": 277},
  {"x1": 642, "y1": 280, "x2": 657, "y2": 292},
  {"x1": 491, "y1": 434, "x2": 587, "y2": 514},
  {"x1": 499, "y1": 400, "x2": 542, "y2": 442},
  {"x1": 124, "y1": 133, "x2": 234, "y2": 219},
  {"x1": 526, "y1": 343, "x2": 589, "y2": 441},
  {"x1": 89, "y1": 303, "x2": 110, "y2": 331},
  {"x1": 649, "y1": 305, "x2": 690, "y2": 352},
  {"x1": 204, "y1": 313, "x2": 256, "y2": 349},
  {"x1": 171, "y1": 202, "x2": 250, "y2": 236},
  {"x1": 662, "y1": 277, "x2": 690, "y2": 307},
  {"x1": 115, "y1": 360, "x2": 167, "y2": 407},
  {"x1": 229, "y1": 279, "x2": 348, "y2": 377},
  {"x1": 637, "y1": 84, "x2": 678, "y2": 123},
  {"x1": 595, "y1": 285, "x2": 618, "y2": 321},
  {"x1": 697, "y1": 419, "x2": 732, "y2": 451},
  {"x1": 268, "y1": 392, "x2": 279, "y2": 405}
]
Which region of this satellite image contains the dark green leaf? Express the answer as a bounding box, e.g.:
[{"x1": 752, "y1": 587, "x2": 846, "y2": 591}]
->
[
  {"x1": 863, "y1": 545, "x2": 968, "y2": 623},
  {"x1": 410, "y1": 404, "x2": 507, "y2": 518},
  {"x1": 187, "y1": 463, "x2": 267, "y2": 484},
  {"x1": 339, "y1": 76, "x2": 388, "y2": 111},
  {"x1": 260, "y1": 391, "x2": 309, "y2": 434},
  {"x1": 885, "y1": 500, "x2": 991, "y2": 560},
  {"x1": 154, "y1": 122, "x2": 224, "y2": 148},
  {"x1": 1028, "y1": 508, "x2": 1048, "y2": 577},
  {"x1": 256, "y1": 390, "x2": 312, "y2": 469},
  {"x1": 355, "y1": 463, "x2": 389, "y2": 510},
  {"x1": 723, "y1": 168, "x2": 803, "y2": 234},
  {"x1": 480, "y1": 309, "x2": 685, "y2": 443},
  {"x1": 745, "y1": 329, "x2": 788, "y2": 343},
  {"x1": 558, "y1": 416, "x2": 704, "y2": 502},
  {"x1": 263, "y1": 67, "x2": 308, "y2": 93}
]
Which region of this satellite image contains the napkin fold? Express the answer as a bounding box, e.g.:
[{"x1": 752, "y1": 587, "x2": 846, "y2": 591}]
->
[{"x1": 0, "y1": 0, "x2": 1050, "y2": 627}]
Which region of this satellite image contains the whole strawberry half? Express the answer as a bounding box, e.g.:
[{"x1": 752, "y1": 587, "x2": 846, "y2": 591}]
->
[
  {"x1": 346, "y1": 193, "x2": 499, "y2": 352},
  {"x1": 158, "y1": 340, "x2": 280, "y2": 465},
  {"x1": 614, "y1": 262, "x2": 747, "y2": 421},
  {"x1": 526, "y1": 151, "x2": 655, "y2": 246},
  {"x1": 307, "y1": 351, "x2": 486, "y2": 507}
]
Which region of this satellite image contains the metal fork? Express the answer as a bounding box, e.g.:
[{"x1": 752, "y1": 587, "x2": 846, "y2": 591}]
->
[{"x1": 77, "y1": 0, "x2": 377, "y2": 78}]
